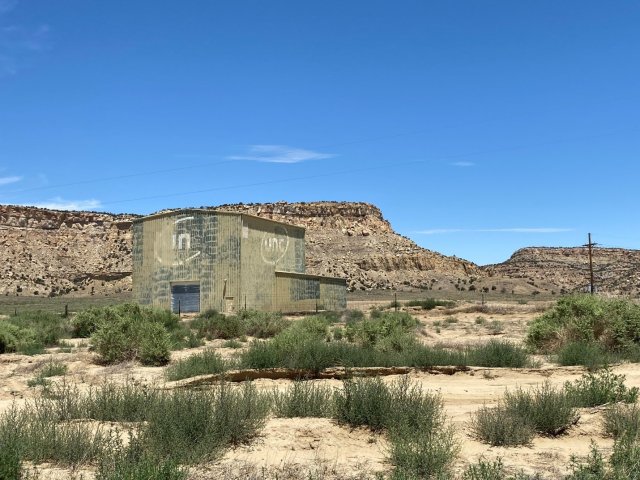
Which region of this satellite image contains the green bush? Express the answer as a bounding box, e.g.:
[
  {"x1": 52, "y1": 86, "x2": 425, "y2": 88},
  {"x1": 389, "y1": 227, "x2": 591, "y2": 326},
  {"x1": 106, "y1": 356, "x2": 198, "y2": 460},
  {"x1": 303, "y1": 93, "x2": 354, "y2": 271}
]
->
[
  {"x1": 142, "y1": 382, "x2": 269, "y2": 463},
  {"x1": 192, "y1": 309, "x2": 244, "y2": 340},
  {"x1": 0, "y1": 321, "x2": 23, "y2": 354},
  {"x1": 503, "y1": 382, "x2": 576, "y2": 435},
  {"x1": 240, "y1": 310, "x2": 289, "y2": 338},
  {"x1": 97, "y1": 439, "x2": 186, "y2": 480},
  {"x1": 564, "y1": 368, "x2": 638, "y2": 407},
  {"x1": 557, "y1": 341, "x2": 610, "y2": 370},
  {"x1": 567, "y1": 438, "x2": 640, "y2": 480},
  {"x1": 469, "y1": 404, "x2": 534, "y2": 447},
  {"x1": 470, "y1": 382, "x2": 576, "y2": 445},
  {"x1": 165, "y1": 349, "x2": 229, "y2": 381},
  {"x1": 271, "y1": 380, "x2": 333, "y2": 418},
  {"x1": 1, "y1": 311, "x2": 71, "y2": 354},
  {"x1": 527, "y1": 295, "x2": 640, "y2": 356},
  {"x1": 334, "y1": 376, "x2": 391, "y2": 431},
  {"x1": 0, "y1": 423, "x2": 22, "y2": 480},
  {"x1": 404, "y1": 298, "x2": 455, "y2": 310},
  {"x1": 466, "y1": 340, "x2": 530, "y2": 368},
  {"x1": 137, "y1": 322, "x2": 172, "y2": 366},
  {"x1": 346, "y1": 311, "x2": 419, "y2": 347},
  {"x1": 604, "y1": 403, "x2": 640, "y2": 440},
  {"x1": 90, "y1": 307, "x2": 172, "y2": 365}
]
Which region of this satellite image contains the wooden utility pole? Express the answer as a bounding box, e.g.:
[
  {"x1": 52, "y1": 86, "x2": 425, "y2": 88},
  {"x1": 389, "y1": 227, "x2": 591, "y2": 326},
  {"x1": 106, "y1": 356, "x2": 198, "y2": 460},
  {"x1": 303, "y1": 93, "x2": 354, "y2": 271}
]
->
[{"x1": 584, "y1": 233, "x2": 597, "y2": 295}]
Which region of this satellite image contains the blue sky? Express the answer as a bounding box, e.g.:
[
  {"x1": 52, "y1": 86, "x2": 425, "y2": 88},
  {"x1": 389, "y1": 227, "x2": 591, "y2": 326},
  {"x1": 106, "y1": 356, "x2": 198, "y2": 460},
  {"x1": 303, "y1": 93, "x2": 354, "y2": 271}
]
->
[{"x1": 0, "y1": 1, "x2": 638, "y2": 265}]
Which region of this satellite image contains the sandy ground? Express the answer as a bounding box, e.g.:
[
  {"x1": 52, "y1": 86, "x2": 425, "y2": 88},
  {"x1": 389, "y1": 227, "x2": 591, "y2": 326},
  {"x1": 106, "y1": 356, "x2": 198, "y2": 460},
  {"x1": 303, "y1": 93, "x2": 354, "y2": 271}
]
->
[{"x1": 0, "y1": 301, "x2": 633, "y2": 478}]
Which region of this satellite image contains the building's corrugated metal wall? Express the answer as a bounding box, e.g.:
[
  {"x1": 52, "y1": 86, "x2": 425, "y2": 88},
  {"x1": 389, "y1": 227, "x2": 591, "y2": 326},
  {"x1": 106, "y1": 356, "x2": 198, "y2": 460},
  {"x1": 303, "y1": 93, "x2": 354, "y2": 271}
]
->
[
  {"x1": 274, "y1": 272, "x2": 347, "y2": 312},
  {"x1": 132, "y1": 211, "x2": 241, "y2": 312},
  {"x1": 133, "y1": 209, "x2": 345, "y2": 313},
  {"x1": 239, "y1": 215, "x2": 305, "y2": 311}
]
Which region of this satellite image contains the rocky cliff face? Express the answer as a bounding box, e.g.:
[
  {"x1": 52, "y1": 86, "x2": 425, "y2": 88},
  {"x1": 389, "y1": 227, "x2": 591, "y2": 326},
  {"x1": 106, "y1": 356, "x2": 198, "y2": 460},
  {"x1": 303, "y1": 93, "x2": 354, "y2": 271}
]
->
[
  {"x1": 1, "y1": 202, "x2": 638, "y2": 298},
  {"x1": 211, "y1": 202, "x2": 480, "y2": 291},
  {"x1": 484, "y1": 247, "x2": 640, "y2": 296},
  {"x1": 0, "y1": 205, "x2": 137, "y2": 297}
]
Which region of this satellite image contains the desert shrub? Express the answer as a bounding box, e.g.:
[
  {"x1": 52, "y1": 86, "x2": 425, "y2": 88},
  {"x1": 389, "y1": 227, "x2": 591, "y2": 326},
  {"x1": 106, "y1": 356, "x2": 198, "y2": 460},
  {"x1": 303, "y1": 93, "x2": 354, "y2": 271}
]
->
[
  {"x1": 604, "y1": 403, "x2": 640, "y2": 440},
  {"x1": 0, "y1": 417, "x2": 23, "y2": 480},
  {"x1": 334, "y1": 376, "x2": 391, "y2": 431},
  {"x1": 345, "y1": 311, "x2": 419, "y2": 347},
  {"x1": 469, "y1": 404, "x2": 534, "y2": 447},
  {"x1": 466, "y1": 340, "x2": 530, "y2": 368},
  {"x1": 404, "y1": 298, "x2": 455, "y2": 310},
  {"x1": 27, "y1": 360, "x2": 67, "y2": 387},
  {"x1": 332, "y1": 376, "x2": 458, "y2": 478},
  {"x1": 488, "y1": 320, "x2": 505, "y2": 335},
  {"x1": 503, "y1": 383, "x2": 576, "y2": 435},
  {"x1": 271, "y1": 380, "x2": 333, "y2": 418},
  {"x1": 138, "y1": 322, "x2": 172, "y2": 366},
  {"x1": 165, "y1": 349, "x2": 229, "y2": 381},
  {"x1": 192, "y1": 309, "x2": 244, "y2": 340},
  {"x1": 0, "y1": 321, "x2": 21, "y2": 354},
  {"x1": 1, "y1": 311, "x2": 70, "y2": 354},
  {"x1": 567, "y1": 442, "x2": 608, "y2": 480},
  {"x1": 142, "y1": 382, "x2": 269, "y2": 463},
  {"x1": 568, "y1": 438, "x2": 640, "y2": 480},
  {"x1": 565, "y1": 368, "x2": 638, "y2": 407},
  {"x1": 80, "y1": 382, "x2": 158, "y2": 422},
  {"x1": 526, "y1": 295, "x2": 640, "y2": 355},
  {"x1": 331, "y1": 326, "x2": 345, "y2": 341},
  {"x1": 470, "y1": 382, "x2": 576, "y2": 445},
  {"x1": 240, "y1": 310, "x2": 289, "y2": 338},
  {"x1": 223, "y1": 339, "x2": 243, "y2": 349},
  {"x1": 557, "y1": 341, "x2": 610, "y2": 370},
  {"x1": 72, "y1": 307, "x2": 106, "y2": 338},
  {"x1": 96, "y1": 438, "x2": 186, "y2": 480},
  {"x1": 0, "y1": 402, "x2": 116, "y2": 466},
  {"x1": 463, "y1": 458, "x2": 503, "y2": 480},
  {"x1": 91, "y1": 309, "x2": 172, "y2": 365},
  {"x1": 389, "y1": 424, "x2": 458, "y2": 479},
  {"x1": 342, "y1": 309, "x2": 365, "y2": 324}
]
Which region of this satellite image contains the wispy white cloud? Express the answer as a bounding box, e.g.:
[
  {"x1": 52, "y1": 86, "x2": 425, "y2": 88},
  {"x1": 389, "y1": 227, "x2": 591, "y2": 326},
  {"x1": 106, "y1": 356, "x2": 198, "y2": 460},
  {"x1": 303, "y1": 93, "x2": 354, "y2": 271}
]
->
[
  {"x1": 450, "y1": 161, "x2": 475, "y2": 167},
  {"x1": 0, "y1": 175, "x2": 21, "y2": 185},
  {"x1": 0, "y1": 1, "x2": 50, "y2": 76},
  {"x1": 228, "y1": 145, "x2": 335, "y2": 164},
  {"x1": 478, "y1": 228, "x2": 574, "y2": 233},
  {"x1": 416, "y1": 227, "x2": 574, "y2": 235},
  {"x1": 22, "y1": 197, "x2": 102, "y2": 211},
  {"x1": 0, "y1": 0, "x2": 17, "y2": 14}
]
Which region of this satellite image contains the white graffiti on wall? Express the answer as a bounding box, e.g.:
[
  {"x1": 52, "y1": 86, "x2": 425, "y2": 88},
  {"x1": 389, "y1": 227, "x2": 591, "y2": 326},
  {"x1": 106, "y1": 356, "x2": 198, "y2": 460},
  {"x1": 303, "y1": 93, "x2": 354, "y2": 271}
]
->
[
  {"x1": 261, "y1": 226, "x2": 289, "y2": 265},
  {"x1": 171, "y1": 217, "x2": 200, "y2": 266}
]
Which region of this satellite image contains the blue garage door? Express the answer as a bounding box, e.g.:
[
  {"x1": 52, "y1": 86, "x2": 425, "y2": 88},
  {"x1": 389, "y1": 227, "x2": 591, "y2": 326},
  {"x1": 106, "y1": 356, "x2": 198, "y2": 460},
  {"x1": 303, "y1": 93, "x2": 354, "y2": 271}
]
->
[{"x1": 171, "y1": 283, "x2": 200, "y2": 313}]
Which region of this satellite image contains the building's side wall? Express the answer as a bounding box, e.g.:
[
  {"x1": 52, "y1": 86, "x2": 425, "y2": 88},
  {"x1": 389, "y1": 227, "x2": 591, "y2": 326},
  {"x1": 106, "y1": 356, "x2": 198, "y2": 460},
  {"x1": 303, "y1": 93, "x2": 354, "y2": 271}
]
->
[
  {"x1": 240, "y1": 215, "x2": 305, "y2": 311},
  {"x1": 274, "y1": 272, "x2": 347, "y2": 312},
  {"x1": 319, "y1": 277, "x2": 348, "y2": 311},
  {"x1": 132, "y1": 212, "x2": 242, "y2": 312}
]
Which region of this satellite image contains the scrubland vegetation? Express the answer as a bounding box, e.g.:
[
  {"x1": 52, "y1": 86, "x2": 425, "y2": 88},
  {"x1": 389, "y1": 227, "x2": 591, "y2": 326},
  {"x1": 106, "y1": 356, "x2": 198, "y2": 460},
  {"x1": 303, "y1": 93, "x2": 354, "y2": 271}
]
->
[{"x1": 4, "y1": 294, "x2": 640, "y2": 478}]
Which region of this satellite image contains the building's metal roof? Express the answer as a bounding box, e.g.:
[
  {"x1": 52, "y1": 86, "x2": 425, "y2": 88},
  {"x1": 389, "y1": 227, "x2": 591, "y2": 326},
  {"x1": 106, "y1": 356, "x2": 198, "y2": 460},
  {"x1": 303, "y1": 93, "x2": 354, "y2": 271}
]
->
[
  {"x1": 133, "y1": 208, "x2": 305, "y2": 231},
  {"x1": 275, "y1": 270, "x2": 346, "y2": 282}
]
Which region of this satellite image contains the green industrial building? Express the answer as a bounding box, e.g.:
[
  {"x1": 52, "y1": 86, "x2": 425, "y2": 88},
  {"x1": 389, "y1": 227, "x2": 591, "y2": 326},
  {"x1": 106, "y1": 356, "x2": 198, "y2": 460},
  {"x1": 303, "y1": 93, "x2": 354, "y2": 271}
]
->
[{"x1": 132, "y1": 209, "x2": 346, "y2": 313}]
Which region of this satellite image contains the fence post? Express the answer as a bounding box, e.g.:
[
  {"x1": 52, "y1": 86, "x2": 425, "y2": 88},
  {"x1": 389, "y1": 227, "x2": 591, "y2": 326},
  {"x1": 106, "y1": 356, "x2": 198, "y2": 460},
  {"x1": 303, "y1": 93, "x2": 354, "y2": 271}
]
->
[
  {"x1": 394, "y1": 293, "x2": 398, "y2": 312},
  {"x1": 315, "y1": 299, "x2": 318, "y2": 313},
  {"x1": 14, "y1": 307, "x2": 17, "y2": 316},
  {"x1": 244, "y1": 295, "x2": 247, "y2": 311},
  {"x1": 178, "y1": 300, "x2": 181, "y2": 317},
  {"x1": 64, "y1": 304, "x2": 68, "y2": 318}
]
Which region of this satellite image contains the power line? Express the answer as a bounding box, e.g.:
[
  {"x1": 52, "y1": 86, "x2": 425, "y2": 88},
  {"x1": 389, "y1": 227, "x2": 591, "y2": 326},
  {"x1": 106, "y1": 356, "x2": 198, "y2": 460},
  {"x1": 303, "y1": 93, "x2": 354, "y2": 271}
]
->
[{"x1": 2, "y1": 119, "x2": 639, "y2": 198}]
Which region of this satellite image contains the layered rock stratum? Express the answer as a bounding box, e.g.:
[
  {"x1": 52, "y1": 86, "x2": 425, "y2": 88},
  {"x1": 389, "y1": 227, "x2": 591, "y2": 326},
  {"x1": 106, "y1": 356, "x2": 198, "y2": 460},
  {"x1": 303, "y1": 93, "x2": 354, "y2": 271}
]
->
[{"x1": 0, "y1": 202, "x2": 638, "y2": 297}]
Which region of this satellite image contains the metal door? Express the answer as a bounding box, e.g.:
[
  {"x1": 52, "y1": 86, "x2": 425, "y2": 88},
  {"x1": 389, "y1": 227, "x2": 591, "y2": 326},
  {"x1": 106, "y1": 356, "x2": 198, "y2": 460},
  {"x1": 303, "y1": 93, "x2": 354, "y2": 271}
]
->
[{"x1": 171, "y1": 283, "x2": 200, "y2": 313}]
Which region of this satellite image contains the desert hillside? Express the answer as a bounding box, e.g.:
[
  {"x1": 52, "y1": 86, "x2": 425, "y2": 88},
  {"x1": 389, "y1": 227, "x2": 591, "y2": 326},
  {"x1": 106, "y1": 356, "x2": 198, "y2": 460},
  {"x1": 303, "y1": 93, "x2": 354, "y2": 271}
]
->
[
  {"x1": 0, "y1": 205, "x2": 137, "y2": 297},
  {"x1": 484, "y1": 247, "x2": 640, "y2": 296},
  {"x1": 0, "y1": 202, "x2": 638, "y2": 297}
]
